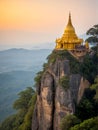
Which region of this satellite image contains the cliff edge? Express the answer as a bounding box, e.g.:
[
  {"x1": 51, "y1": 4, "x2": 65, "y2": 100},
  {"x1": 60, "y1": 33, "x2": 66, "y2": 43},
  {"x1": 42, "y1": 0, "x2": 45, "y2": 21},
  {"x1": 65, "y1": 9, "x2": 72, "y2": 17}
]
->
[{"x1": 32, "y1": 50, "x2": 90, "y2": 130}]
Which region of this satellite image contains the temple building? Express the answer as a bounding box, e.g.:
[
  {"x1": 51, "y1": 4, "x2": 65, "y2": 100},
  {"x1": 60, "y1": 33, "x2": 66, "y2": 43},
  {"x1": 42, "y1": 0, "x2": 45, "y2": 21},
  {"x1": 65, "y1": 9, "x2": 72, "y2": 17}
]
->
[
  {"x1": 55, "y1": 13, "x2": 83, "y2": 50},
  {"x1": 55, "y1": 13, "x2": 91, "y2": 59}
]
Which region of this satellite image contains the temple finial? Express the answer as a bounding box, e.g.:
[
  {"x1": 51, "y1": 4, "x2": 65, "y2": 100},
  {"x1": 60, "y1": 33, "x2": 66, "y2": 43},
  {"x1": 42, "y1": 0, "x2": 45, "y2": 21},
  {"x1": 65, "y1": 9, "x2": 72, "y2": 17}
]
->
[
  {"x1": 69, "y1": 11, "x2": 71, "y2": 17},
  {"x1": 68, "y1": 12, "x2": 72, "y2": 25}
]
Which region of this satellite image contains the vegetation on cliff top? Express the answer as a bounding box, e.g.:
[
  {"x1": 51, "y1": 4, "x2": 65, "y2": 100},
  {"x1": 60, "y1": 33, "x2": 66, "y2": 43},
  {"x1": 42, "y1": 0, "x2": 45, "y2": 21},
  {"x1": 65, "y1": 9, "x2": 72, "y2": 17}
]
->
[{"x1": 47, "y1": 50, "x2": 80, "y2": 73}]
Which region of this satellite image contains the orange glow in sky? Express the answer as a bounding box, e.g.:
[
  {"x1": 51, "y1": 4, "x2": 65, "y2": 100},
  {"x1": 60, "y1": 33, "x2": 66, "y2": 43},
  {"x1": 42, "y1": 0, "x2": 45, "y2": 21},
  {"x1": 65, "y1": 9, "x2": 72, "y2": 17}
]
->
[{"x1": 0, "y1": 0, "x2": 98, "y2": 50}]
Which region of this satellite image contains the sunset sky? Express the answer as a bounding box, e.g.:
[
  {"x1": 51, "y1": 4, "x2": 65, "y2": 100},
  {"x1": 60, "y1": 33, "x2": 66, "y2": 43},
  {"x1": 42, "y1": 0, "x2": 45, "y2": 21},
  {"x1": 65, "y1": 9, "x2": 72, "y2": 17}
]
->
[{"x1": 0, "y1": 0, "x2": 98, "y2": 50}]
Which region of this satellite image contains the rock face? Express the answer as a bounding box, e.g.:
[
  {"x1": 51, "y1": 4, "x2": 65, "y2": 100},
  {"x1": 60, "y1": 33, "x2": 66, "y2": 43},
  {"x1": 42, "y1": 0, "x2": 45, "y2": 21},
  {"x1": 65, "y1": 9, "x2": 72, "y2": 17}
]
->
[{"x1": 32, "y1": 57, "x2": 89, "y2": 130}]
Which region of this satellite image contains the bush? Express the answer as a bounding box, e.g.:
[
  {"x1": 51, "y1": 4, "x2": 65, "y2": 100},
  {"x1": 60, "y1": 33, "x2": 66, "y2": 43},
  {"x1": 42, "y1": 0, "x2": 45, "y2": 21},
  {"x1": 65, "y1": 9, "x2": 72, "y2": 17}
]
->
[
  {"x1": 70, "y1": 117, "x2": 98, "y2": 130},
  {"x1": 13, "y1": 87, "x2": 34, "y2": 111},
  {"x1": 75, "y1": 87, "x2": 98, "y2": 121},
  {"x1": 60, "y1": 114, "x2": 81, "y2": 130},
  {"x1": 47, "y1": 50, "x2": 68, "y2": 63},
  {"x1": 0, "y1": 115, "x2": 16, "y2": 130},
  {"x1": 90, "y1": 76, "x2": 98, "y2": 102},
  {"x1": 59, "y1": 76, "x2": 69, "y2": 90},
  {"x1": 80, "y1": 54, "x2": 97, "y2": 83},
  {"x1": 18, "y1": 94, "x2": 37, "y2": 130},
  {"x1": 76, "y1": 98, "x2": 94, "y2": 120},
  {"x1": 47, "y1": 50, "x2": 80, "y2": 74}
]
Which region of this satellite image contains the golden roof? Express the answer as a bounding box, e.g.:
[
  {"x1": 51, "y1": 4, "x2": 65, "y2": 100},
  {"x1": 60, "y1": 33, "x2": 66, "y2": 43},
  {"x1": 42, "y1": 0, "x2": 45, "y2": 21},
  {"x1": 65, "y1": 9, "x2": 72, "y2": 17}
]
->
[{"x1": 57, "y1": 13, "x2": 83, "y2": 44}]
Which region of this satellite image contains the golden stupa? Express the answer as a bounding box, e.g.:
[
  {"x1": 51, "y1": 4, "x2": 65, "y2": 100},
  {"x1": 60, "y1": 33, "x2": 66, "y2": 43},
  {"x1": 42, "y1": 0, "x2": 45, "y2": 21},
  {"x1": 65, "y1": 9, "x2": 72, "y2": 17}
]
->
[{"x1": 55, "y1": 13, "x2": 83, "y2": 50}]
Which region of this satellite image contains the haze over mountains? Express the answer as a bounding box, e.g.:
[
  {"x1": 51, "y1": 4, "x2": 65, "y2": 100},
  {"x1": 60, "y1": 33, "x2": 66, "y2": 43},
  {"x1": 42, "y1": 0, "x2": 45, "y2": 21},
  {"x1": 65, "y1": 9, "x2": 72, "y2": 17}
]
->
[
  {"x1": 0, "y1": 48, "x2": 52, "y2": 122},
  {"x1": 0, "y1": 48, "x2": 52, "y2": 73},
  {"x1": 0, "y1": 31, "x2": 86, "y2": 51}
]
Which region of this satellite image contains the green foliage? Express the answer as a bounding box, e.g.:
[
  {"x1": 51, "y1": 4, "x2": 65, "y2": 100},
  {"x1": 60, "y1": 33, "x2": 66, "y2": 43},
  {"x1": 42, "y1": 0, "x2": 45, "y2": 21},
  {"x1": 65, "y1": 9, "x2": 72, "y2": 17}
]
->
[
  {"x1": 0, "y1": 110, "x2": 26, "y2": 130},
  {"x1": 70, "y1": 117, "x2": 98, "y2": 130},
  {"x1": 0, "y1": 87, "x2": 37, "y2": 130},
  {"x1": 94, "y1": 75, "x2": 98, "y2": 84},
  {"x1": 69, "y1": 60, "x2": 80, "y2": 74},
  {"x1": 13, "y1": 87, "x2": 35, "y2": 111},
  {"x1": 34, "y1": 57, "x2": 51, "y2": 88},
  {"x1": 59, "y1": 76, "x2": 69, "y2": 90},
  {"x1": 13, "y1": 111, "x2": 26, "y2": 130},
  {"x1": 60, "y1": 114, "x2": 81, "y2": 130},
  {"x1": 0, "y1": 115, "x2": 16, "y2": 130},
  {"x1": 92, "y1": 44, "x2": 98, "y2": 74},
  {"x1": 90, "y1": 76, "x2": 98, "y2": 102},
  {"x1": 47, "y1": 50, "x2": 68, "y2": 63},
  {"x1": 34, "y1": 71, "x2": 43, "y2": 87},
  {"x1": 43, "y1": 62, "x2": 49, "y2": 71},
  {"x1": 76, "y1": 98, "x2": 94, "y2": 120},
  {"x1": 92, "y1": 44, "x2": 98, "y2": 56},
  {"x1": 47, "y1": 50, "x2": 80, "y2": 73},
  {"x1": 80, "y1": 54, "x2": 97, "y2": 83},
  {"x1": 64, "y1": 77, "x2": 98, "y2": 130},
  {"x1": 75, "y1": 87, "x2": 98, "y2": 121},
  {"x1": 86, "y1": 24, "x2": 98, "y2": 43},
  {"x1": 18, "y1": 94, "x2": 37, "y2": 130}
]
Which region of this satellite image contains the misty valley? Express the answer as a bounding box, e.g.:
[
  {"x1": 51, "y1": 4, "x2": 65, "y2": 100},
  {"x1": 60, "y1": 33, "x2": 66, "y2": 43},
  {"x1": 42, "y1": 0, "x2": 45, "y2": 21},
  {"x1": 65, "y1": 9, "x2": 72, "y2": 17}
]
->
[{"x1": 0, "y1": 48, "x2": 52, "y2": 122}]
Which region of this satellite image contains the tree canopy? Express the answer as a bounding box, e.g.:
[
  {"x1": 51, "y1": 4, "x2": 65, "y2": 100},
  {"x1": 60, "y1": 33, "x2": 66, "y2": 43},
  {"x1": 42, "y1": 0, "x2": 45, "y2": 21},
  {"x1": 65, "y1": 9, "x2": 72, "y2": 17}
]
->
[
  {"x1": 0, "y1": 87, "x2": 36, "y2": 130},
  {"x1": 13, "y1": 87, "x2": 35, "y2": 111},
  {"x1": 86, "y1": 24, "x2": 98, "y2": 43}
]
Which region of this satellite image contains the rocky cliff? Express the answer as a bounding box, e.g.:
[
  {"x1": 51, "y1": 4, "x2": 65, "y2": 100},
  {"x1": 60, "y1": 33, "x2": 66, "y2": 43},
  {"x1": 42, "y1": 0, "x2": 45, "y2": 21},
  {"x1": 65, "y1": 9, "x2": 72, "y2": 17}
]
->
[{"x1": 32, "y1": 50, "x2": 90, "y2": 130}]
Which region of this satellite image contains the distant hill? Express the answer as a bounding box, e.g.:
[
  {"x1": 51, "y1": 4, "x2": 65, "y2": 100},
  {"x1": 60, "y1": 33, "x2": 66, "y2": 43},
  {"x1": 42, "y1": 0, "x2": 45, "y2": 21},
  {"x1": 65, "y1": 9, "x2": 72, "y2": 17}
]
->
[
  {"x1": 0, "y1": 48, "x2": 52, "y2": 122},
  {"x1": 0, "y1": 48, "x2": 52, "y2": 73}
]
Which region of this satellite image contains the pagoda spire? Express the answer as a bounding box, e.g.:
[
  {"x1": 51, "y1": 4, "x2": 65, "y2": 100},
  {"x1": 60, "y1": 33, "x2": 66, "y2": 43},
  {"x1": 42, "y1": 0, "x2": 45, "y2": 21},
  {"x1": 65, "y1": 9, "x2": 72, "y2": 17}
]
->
[{"x1": 67, "y1": 12, "x2": 73, "y2": 27}]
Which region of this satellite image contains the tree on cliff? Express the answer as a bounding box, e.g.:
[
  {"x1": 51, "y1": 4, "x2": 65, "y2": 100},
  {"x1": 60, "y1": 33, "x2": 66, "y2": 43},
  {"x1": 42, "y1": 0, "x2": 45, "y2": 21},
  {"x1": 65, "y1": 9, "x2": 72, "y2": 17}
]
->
[
  {"x1": 0, "y1": 87, "x2": 36, "y2": 130},
  {"x1": 60, "y1": 115, "x2": 80, "y2": 130},
  {"x1": 13, "y1": 87, "x2": 34, "y2": 111},
  {"x1": 70, "y1": 117, "x2": 98, "y2": 130},
  {"x1": 86, "y1": 24, "x2": 98, "y2": 44}
]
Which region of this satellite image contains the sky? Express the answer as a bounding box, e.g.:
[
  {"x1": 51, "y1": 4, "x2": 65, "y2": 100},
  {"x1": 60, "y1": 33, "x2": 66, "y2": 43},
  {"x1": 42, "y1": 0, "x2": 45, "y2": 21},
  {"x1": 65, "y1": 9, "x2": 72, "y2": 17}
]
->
[{"x1": 0, "y1": 0, "x2": 98, "y2": 50}]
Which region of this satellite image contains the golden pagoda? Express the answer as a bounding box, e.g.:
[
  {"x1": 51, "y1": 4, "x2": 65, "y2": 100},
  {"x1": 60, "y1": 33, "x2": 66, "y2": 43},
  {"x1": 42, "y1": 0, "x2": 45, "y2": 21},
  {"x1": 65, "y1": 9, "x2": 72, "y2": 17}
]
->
[{"x1": 55, "y1": 13, "x2": 83, "y2": 50}]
